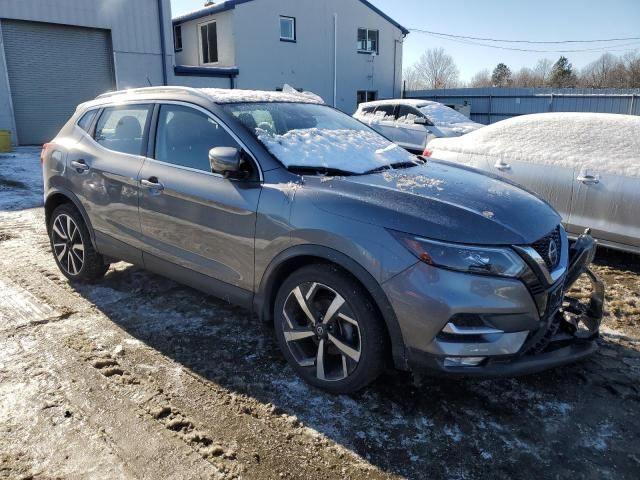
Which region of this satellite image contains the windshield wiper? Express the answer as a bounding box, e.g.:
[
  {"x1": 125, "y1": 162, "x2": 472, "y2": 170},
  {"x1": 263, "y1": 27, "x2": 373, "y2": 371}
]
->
[
  {"x1": 363, "y1": 158, "x2": 427, "y2": 175},
  {"x1": 287, "y1": 165, "x2": 356, "y2": 177}
]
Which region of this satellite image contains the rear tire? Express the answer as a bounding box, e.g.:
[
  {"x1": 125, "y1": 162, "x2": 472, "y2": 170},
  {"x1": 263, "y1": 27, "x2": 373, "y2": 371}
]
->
[
  {"x1": 274, "y1": 263, "x2": 387, "y2": 394},
  {"x1": 48, "y1": 204, "x2": 108, "y2": 282}
]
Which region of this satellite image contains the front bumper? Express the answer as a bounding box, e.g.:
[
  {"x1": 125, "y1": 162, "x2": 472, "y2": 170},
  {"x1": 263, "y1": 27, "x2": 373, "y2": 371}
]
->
[{"x1": 384, "y1": 231, "x2": 604, "y2": 377}]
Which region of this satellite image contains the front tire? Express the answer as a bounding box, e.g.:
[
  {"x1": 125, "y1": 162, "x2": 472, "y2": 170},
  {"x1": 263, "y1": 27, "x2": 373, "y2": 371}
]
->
[
  {"x1": 48, "y1": 204, "x2": 108, "y2": 282},
  {"x1": 274, "y1": 264, "x2": 387, "y2": 394}
]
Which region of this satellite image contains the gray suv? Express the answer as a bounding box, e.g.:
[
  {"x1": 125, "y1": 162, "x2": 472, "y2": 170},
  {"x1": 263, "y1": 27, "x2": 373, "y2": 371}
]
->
[{"x1": 42, "y1": 87, "x2": 604, "y2": 393}]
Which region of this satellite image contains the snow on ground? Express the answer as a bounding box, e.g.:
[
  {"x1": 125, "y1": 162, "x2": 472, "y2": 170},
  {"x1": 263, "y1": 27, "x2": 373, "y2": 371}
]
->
[
  {"x1": 0, "y1": 147, "x2": 43, "y2": 211},
  {"x1": 256, "y1": 128, "x2": 415, "y2": 173},
  {"x1": 1, "y1": 147, "x2": 640, "y2": 479},
  {"x1": 429, "y1": 112, "x2": 640, "y2": 177}
]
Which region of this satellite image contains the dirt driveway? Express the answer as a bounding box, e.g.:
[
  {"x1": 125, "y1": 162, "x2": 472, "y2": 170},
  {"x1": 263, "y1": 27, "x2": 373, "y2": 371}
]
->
[{"x1": 1, "y1": 149, "x2": 639, "y2": 479}]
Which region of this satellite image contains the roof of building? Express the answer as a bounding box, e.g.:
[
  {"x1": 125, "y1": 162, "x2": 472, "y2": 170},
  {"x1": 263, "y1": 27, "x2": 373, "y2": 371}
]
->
[{"x1": 172, "y1": 0, "x2": 410, "y2": 35}]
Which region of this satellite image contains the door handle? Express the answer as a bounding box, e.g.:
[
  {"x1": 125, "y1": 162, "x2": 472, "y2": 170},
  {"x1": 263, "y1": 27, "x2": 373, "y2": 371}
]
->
[
  {"x1": 70, "y1": 160, "x2": 89, "y2": 172},
  {"x1": 577, "y1": 174, "x2": 599, "y2": 185},
  {"x1": 494, "y1": 160, "x2": 511, "y2": 171},
  {"x1": 140, "y1": 177, "x2": 165, "y2": 191}
]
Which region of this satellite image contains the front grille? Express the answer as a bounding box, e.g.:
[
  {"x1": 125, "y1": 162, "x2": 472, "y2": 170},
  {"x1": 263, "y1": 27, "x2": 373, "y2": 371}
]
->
[{"x1": 531, "y1": 226, "x2": 561, "y2": 270}]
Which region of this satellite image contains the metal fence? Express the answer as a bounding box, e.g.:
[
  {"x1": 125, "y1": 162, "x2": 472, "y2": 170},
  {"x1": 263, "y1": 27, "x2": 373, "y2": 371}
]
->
[{"x1": 404, "y1": 87, "x2": 640, "y2": 124}]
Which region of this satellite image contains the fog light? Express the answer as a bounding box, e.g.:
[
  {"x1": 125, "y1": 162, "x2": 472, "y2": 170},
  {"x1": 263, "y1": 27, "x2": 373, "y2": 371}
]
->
[{"x1": 444, "y1": 356, "x2": 486, "y2": 367}]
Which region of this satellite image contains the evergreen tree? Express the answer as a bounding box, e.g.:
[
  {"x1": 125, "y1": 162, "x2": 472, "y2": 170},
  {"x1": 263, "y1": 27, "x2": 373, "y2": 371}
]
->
[
  {"x1": 549, "y1": 56, "x2": 577, "y2": 87},
  {"x1": 491, "y1": 63, "x2": 512, "y2": 87}
]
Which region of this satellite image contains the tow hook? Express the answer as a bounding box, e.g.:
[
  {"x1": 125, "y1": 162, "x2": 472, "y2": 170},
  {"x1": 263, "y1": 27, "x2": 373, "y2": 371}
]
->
[{"x1": 560, "y1": 229, "x2": 604, "y2": 339}]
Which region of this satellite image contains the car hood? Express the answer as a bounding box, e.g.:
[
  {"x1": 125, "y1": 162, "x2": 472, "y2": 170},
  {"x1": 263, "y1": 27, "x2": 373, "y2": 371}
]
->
[{"x1": 307, "y1": 160, "x2": 560, "y2": 245}]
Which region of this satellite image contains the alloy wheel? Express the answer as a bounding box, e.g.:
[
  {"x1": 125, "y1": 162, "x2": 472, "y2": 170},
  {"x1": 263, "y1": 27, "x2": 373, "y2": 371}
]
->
[
  {"x1": 282, "y1": 282, "x2": 362, "y2": 382},
  {"x1": 51, "y1": 213, "x2": 85, "y2": 276}
]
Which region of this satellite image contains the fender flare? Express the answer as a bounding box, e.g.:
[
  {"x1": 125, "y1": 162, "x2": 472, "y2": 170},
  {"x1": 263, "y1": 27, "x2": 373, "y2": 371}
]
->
[
  {"x1": 44, "y1": 188, "x2": 98, "y2": 249},
  {"x1": 255, "y1": 244, "x2": 408, "y2": 370}
]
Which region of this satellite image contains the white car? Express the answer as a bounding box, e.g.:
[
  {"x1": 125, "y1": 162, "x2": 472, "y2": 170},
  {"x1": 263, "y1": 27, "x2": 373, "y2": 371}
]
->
[
  {"x1": 427, "y1": 112, "x2": 640, "y2": 254},
  {"x1": 353, "y1": 99, "x2": 483, "y2": 154}
]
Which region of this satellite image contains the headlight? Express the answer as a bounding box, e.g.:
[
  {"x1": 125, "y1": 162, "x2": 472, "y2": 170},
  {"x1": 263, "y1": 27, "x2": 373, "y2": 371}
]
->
[{"x1": 391, "y1": 231, "x2": 527, "y2": 278}]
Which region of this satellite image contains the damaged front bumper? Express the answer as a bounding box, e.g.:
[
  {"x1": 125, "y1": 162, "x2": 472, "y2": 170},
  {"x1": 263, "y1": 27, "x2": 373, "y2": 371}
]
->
[{"x1": 407, "y1": 230, "x2": 605, "y2": 377}]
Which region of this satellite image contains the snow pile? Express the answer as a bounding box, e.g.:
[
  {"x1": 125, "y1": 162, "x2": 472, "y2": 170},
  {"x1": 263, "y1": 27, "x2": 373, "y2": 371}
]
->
[
  {"x1": 200, "y1": 87, "x2": 324, "y2": 105},
  {"x1": 429, "y1": 113, "x2": 640, "y2": 177},
  {"x1": 256, "y1": 128, "x2": 415, "y2": 173}
]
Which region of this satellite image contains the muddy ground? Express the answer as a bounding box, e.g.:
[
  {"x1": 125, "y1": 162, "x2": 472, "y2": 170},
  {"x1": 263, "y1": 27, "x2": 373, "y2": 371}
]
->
[{"x1": 1, "y1": 149, "x2": 639, "y2": 479}]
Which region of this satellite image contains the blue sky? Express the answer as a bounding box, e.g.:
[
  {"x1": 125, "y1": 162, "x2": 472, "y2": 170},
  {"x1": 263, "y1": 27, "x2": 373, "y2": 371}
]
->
[{"x1": 171, "y1": 0, "x2": 640, "y2": 81}]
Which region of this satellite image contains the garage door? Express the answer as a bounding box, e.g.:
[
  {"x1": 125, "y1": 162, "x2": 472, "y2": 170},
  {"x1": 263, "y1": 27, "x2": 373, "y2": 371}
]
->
[{"x1": 1, "y1": 20, "x2": 115, "y2": 145}]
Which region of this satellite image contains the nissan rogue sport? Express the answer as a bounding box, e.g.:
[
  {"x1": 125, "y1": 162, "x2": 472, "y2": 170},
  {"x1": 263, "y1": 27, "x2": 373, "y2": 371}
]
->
[{"x1": 42, "y1": 87, "x2": 604, "y2": 393}]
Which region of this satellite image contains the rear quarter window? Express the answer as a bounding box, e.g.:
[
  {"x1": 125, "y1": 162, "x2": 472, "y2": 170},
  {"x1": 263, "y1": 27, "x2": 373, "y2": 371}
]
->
[{"x1": 77, "y1": 110, "x2": 98, "y2": 133}]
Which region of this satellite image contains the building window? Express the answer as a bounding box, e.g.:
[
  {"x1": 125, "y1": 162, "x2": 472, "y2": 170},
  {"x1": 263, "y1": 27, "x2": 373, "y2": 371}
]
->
[
  {"x1": 200, "y1": 21, "x2": 218, "y2": 64},
  {"x1": 174, "y1": 25, "x2": 183, "y2": 52},
  {"x1": 357, "y1": 28, "x2": 379, "y2": 54},
  {"x1": 357, "y1": 91, "x2": 377, "y2": 105},
  {"x1": 280, "y1": 16, "x2": 296, "y2": 42}
]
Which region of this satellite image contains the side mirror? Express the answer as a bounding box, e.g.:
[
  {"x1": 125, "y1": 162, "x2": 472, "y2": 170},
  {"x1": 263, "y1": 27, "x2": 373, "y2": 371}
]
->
[
  {"x1": 209, "y1": 147, "x2": 241, "y2": 177},
  {"x1": 414, "y1": 117, "x2": 428, "y2": 125}
]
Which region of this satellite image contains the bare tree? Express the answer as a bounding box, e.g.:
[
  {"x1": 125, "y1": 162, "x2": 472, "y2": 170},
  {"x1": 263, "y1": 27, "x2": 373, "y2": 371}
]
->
[
  {"x1": 513, "y1": 67, "x2": 538, "y2": 87},
  {"x1": 581, "y1": 53, "x2": 626, "y2": 88},
  {"x1": 403, "y1": 65, "x2": 426, "y2": 91},
  {"x1": 623, "y1": 51, "x2": 640, "y2": 88},
  {"x1": 412, "y1": 48, "x2": 460, "y2": 89},
  {"x1": 469, "y1": 69, "x2": 492, "y2": 87},
  {"x1": 533, "y1": 58, "x2": 553, "y2": 86}
]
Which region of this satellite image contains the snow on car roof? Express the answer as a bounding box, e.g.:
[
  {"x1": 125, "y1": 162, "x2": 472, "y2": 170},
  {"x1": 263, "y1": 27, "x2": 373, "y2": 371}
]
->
[
  {"x1": 92, "y1": 85, "x2": 324, "y2": 106},
  {"x1": 358, "y1": 99, "x2": 431, "y2": 108},
  {"x1": 199, "y1": 87, "x2": 324, "y2": 105},
  {"x1": 429, "y1": 112, "x2": 640, "y2": 177}
]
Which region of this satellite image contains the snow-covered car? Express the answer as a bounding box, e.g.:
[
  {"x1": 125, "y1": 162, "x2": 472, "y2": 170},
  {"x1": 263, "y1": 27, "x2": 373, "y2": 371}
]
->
[
  {"x1": 353, "y1": 99, "x2": 483, "y2": 154},
  {"x1": 427, "y1": 112, "x2": 640, "y2": 254}
]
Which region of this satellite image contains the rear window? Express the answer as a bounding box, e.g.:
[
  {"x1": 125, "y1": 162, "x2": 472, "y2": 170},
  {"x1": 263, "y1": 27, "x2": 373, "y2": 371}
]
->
[
  {"x1": 77, "y1": 110, "x2": 98, "y2": 133},
  {"x1": 94, "y1": 105, "x2": 152, "y2": 156}
]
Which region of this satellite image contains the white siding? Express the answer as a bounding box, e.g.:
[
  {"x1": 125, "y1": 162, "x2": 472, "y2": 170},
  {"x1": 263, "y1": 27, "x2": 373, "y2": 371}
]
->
[
  {"x1": 173, "y1": 0, "x2": 405, "y2": 113},
  {"x1": 234, "y1": 0, "x2": 404, "y2": 113},
  {"x1": 175, "y1": 10, "x2": 236, "y2": 68}
]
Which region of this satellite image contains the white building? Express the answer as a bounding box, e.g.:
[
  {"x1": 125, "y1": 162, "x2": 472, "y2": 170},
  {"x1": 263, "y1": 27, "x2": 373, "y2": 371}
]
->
[
  {"x1": 172, "y1": 0, "x2": 408, "y2": 113},
  {"x1": 0, "y1": 0, "x2": 174, "y2": 145}
]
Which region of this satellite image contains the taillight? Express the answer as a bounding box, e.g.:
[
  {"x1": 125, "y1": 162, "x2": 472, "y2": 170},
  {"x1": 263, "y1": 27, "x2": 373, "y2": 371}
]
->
[
  {"x1": 40, "y1": 143, "x2": 50, "y2": 164},
  {"x1": 422, "y1": 148, "x2": 432, "y2": 157}
]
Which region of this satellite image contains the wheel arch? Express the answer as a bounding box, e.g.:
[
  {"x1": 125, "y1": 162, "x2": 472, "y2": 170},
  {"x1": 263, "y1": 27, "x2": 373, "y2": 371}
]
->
[
  {"x1": 255, "y1": 245, "x2": 408, "y2": 370},
  {"x1": 45, "y1": 189, "x2": 97, "y2": 249}
]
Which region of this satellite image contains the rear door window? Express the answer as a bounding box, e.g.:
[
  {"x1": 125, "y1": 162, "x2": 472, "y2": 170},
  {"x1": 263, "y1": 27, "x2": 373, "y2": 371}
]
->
[
  {"x1": 374, "y1": 104, "x2": 396, "y2": 120},
  {"x1": 397, "y1": 105, "x2": 433, "y2": 125},
  {"x1": 154, "y1": 104, "x2": 241, "y2": 172},
  {"x1": 94, "y1": 105, "x2": 152, "y2": 156}
]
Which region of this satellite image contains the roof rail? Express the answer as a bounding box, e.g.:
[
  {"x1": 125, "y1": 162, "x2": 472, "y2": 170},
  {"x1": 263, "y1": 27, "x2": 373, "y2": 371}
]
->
[{"x1": 96, "y1": 86, "x2": 210, "y2": 101}]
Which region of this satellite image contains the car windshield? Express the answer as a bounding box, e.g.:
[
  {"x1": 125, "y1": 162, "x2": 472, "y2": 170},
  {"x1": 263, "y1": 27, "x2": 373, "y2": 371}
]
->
[
  {"x1": 222, "y1": 102, "x2": 417, "y2": 174},
  {"x1": 418, "y1": 103, "x2": 472, "y2": 126}
]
